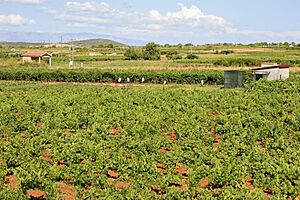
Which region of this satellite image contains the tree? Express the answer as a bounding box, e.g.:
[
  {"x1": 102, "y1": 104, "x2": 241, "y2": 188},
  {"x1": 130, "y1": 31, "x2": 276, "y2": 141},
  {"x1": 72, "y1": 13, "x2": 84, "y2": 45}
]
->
[
  {"x1": 186, "y1": 54, "x2": 198, "y2": 59},
  {"x1": 143, "y1": 42, "x2": 160, "y2": 60},
  {"x1": 124, "y1": 47, "x2": 141, "y2": 60},
  {"x1": 107, "y1": 43, "x2": 114, "y2": 48}
]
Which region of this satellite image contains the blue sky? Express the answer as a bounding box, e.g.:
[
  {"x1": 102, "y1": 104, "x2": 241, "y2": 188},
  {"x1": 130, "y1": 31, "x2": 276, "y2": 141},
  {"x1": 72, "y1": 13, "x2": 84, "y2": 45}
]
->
[{"x1": 1, "y1": 0, "x2": 300, "y2": 44}]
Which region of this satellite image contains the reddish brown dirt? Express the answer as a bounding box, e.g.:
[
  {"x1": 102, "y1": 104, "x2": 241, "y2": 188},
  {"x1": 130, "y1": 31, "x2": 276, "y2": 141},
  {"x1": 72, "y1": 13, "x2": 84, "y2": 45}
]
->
[
  {"x1": 160, "y1": 147, "x2": 171, "y2": 154},
  {"x1": 180, "y1": 179, "x2": 189, "y2": 190},
  {"x1": 2, "y1": 133, "x2": 7, "y2": 141},
  {"x1": 108, "y1": 170, "x2": 120, "y2": 179},
  {"x1": 246, "y1": 177, "x2": 253, "y2": 183},
  {"x1": 151, "y1": 185, "x2": 159, "y2": 192},
  {"x1": 264, "y1": 189, "x2": 272, "y2": 199},
  {"x1": 265, "y1": 193, "x2": 272, "y2": 199},
  {"x1": 214, "y1": 135, "x2": 222, "y2": 143},
  {"x1": 115, "y1": 181, "x2": 130, "y2": 190},
  {"x1": 81, "y1": 123, "x2": 88, "y2": 129},
  {"x1": 54, "y1": 160, "x2": 66, "y2": 168},
  {"x1": 107, "y1": 178, "x2": 116, "y2": 184},
  {"x1": 111, "y1": 128, "x2": 121, "y2": 136},
  {"x1": 57, "y1": 182, "x2": 77, "y2": 200},
  {"x1": 4, "y1": 175, "x2": 19, "y2": 191},
  {"x1": 17, "y1": 133, "x2": 27, "y2": 140},
  {"x1": 27, "y1": 189, "x2": 47, "y2": 199},
  {"x1": 199, "y1": 177, "x2": 209, "y2": 188},
  {"x1": 163, "y1": 129, "x2": 178, "y2": 142},
  {"x1": 156, "y1": 163, "x2": 167, "y2": 174},
  {"x1": 208, "y1": 127, "x2": 215, "y2": 135},
  {"x1": 175, "y1": 165, "x2": 188, "y2": 176},
  {"x1": 256, "y1": 140, "x2": 263, "y2": 145},
  {"x1": 63, "y1": 132, "x2": 73, "y2": 136},
  {"x1": 243, "y1": 182, "x2": 254, "y2": 190},
  {"x1": 41, "y1": 152, "x2": 52, "y2": 163}
]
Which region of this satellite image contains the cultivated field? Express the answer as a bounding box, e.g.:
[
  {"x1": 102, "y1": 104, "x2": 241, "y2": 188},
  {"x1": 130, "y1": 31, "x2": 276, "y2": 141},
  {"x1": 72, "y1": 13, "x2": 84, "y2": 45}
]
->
[
  {"x1": 0, "y1": 80, "x2": 299, "y2": 199},
  {"x1": 0, "y1": 43, "x2": 299, "y2": 199}
]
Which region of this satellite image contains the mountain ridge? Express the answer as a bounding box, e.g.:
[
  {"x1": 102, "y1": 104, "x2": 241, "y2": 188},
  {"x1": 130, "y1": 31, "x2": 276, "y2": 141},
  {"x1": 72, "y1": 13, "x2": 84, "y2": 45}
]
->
[{"x1": 0, "y1": 30, "x2": 145, "y2": 46}]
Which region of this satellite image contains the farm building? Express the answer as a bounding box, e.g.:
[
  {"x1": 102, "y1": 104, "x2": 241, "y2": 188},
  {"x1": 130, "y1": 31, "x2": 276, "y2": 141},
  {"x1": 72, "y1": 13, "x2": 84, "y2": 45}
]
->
[
  {"x1": 22, "y1": 52, "x2": 52, "y2": 66},
  {"x1": 224, "y1": 70, "x2": 244, "y2": 88},
  {"x1": 252, "y1": 65, "x2": 290, "y2": 81}
]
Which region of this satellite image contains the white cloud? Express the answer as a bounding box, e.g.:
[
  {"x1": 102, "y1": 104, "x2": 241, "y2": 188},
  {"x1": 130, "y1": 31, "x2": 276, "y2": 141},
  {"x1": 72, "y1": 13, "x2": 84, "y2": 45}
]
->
[
  {"x1": 3, "y1": 0, "x2": 44, "y2": 4},
  {"x1": 0, "y1": 14, "x2": 35, "y2": 25},
  {"x1": 66, "y1": 1, "x2": 111, "y2": 12},
  {"x1": 149, "y1": 4, "x2": 231, "y2": 30},
  {"x1": 45, "y1": 2, "x2": 300, "y2": 43}
]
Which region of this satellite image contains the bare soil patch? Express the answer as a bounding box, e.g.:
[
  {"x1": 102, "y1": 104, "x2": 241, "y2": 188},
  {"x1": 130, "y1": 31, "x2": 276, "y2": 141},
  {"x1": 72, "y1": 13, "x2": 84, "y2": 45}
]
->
[{"x1": 27, "y1": 189, "x2": 47, "y2": 199}]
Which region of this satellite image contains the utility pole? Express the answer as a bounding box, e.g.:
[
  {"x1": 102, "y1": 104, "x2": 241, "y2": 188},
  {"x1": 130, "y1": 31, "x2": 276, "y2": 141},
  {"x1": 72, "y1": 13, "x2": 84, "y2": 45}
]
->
[{"x1": 69, "y1": 39, "x2": 74, "y2": 67}]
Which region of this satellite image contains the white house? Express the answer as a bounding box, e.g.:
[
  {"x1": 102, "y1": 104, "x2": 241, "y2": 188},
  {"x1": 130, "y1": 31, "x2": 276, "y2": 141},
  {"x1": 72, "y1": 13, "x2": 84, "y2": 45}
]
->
[{"x1": 252, "y1": 65, "x2": 290, "y2": 81}]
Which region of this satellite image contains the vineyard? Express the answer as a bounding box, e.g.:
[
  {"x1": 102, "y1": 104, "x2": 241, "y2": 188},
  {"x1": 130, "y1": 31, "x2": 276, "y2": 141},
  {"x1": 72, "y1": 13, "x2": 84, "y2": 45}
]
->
[{"x1": 0, "y1": 79, "x2": 299, "y2": 199}]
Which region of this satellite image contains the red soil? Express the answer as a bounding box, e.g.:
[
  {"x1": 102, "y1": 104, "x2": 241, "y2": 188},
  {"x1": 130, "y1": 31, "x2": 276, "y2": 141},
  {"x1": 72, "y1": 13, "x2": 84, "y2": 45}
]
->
[
  {"x1": 151, "y1": 185, "x2": 159, "y2": 192},
  {"x1": 27, "y1": 189, "x2": 47, "y2": 199},
  {"x1": 108, "y1": 170, "x2": 120, "y2": 179},
  {"x1": 54, "y1": 160, "x2": 66, "y2": 168},
  {"x1": 160, "y1": 147, "x2": 171, "y2": 154},
  {"x1": 180, "y1": 179, "x2": 189, "y2": 190},
  {"x1": 81, "y1": 123, "x2": 88, "y2": 129},
  {"x1": 63, "y1": 132, "x2": 73, "y2": 136},
  {"x1": 265, "y1": 193, "x2": 272, "y2": 199},
  {"x1": 199, "y1": 177, "x2": 209, "y2": 188},
  {"x1": 175, "y1": 165, "x2": 188, "y2": 176},
  {"x1": 57, "y1": 182, "x2": 77, "y2": 200},
  {"x1": 115, "y1": 181, "x2": 130, "y2": 190},
  {"x1": 4, "y1": 175, "x2": 19, "y2": 191},
  {"x1": 108, "y1": 178, "x2": 116, "y2": 184},
  {"x1": 208, "y1": 127, "x2": 215, "y2": 134},
  {"x1": 243, "y1": 182, "x2": 254, "y2": 190},
  {"x1": 256, "y1": 140, "x2": 263, "y2": 145},
  {"x1": 2, "y1": 133, "x2": 7, "y2": 141},
  {"x1": 264, "y1": 189, "x2": 272, "y2": 199},
  {"x1": 214, "y1": 135, "x2": 222, "y2": 143},
  {"x1": 111, "y1": 128, "x2": 121, "y2": 136},
  {"x1": 156, "y1": 163, "x2": 167, "y2": 174},
  {"x1": 246, "y1": 177, "x2": 253, "y2": 183},
  {"x1": 41, "y1": 152, "x2": 52, "y2": 163}
]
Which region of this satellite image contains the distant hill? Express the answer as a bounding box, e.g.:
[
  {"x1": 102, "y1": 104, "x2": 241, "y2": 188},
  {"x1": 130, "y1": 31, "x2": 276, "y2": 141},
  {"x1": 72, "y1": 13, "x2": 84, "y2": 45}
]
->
[
  {"x1": 68, "y1": 38, "x2": 126, "y2": 47},
  {"x1": 0, "y1": 42, "x2": 43, "y2": 47},
  {"x1": 0, "y1": 38, "x2": 126, "y2": 48},
  {"x1": 0, "y1": 30, "x2": 146, "y2": 46}
]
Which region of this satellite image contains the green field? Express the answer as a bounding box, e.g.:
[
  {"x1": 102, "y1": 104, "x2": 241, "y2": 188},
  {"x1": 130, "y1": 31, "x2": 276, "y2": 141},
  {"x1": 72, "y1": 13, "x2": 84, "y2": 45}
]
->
[
  {"x1": 1, "y1": 43, "x2": 300, "y2": 69},
  {"x1": 0, "y1": 79, "x2": 299, "y2": 199}
]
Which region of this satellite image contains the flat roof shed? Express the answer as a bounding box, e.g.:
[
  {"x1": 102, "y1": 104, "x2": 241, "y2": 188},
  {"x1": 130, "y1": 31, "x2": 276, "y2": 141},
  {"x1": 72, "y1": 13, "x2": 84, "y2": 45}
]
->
[{"x1": 252, "y1": 65, "x2": 290, "y2": 81}]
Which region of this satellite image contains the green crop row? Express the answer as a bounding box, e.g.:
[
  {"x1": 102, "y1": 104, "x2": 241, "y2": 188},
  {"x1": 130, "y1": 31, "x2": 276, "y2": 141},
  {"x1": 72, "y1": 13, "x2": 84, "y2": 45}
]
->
[
  {"x1": 0, "y1": 68, "x2": 224, "y2": 84},
  {"x1": 176, "y1": 57, "x2": 300, "y2": 67}
]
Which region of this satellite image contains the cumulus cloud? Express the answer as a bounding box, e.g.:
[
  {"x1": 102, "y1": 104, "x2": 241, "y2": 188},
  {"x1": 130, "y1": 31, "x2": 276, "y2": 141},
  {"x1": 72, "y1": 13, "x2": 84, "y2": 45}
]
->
[
  {"x1": 45, "y1": 2, "x2": 300, "y2": 43},
  {"x1": 3, "y1": 0, "x2": 44, "y2": 4},
  {"x1": 149, "y1": 3, "x2": 230, "y2": 30},
  {"x1": 0, "y1": 14, "x2": 35, "y2": 25}
]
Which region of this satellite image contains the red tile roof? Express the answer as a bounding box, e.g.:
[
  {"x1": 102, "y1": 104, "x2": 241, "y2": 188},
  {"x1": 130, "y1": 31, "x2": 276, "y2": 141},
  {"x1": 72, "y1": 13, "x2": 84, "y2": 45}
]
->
[
  {"x1": 22, "y1": 52, "x2": 51, "y2": 57},
  {"x1": 252, "y1": 64, "x2": 290, "y2": 71}
]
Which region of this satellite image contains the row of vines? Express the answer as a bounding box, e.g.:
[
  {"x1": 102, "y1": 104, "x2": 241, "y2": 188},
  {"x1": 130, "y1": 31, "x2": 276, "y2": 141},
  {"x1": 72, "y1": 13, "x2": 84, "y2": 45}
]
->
[{"x1": 0, "y1": 79, "x2": 299, "y2": 199}]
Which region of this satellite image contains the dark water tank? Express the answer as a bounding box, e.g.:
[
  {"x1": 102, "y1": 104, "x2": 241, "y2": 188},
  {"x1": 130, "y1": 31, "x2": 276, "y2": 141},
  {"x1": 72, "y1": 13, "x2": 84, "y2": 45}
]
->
[{"x1": 224, "y1": 70, "x2": 244, "y2": 88}]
